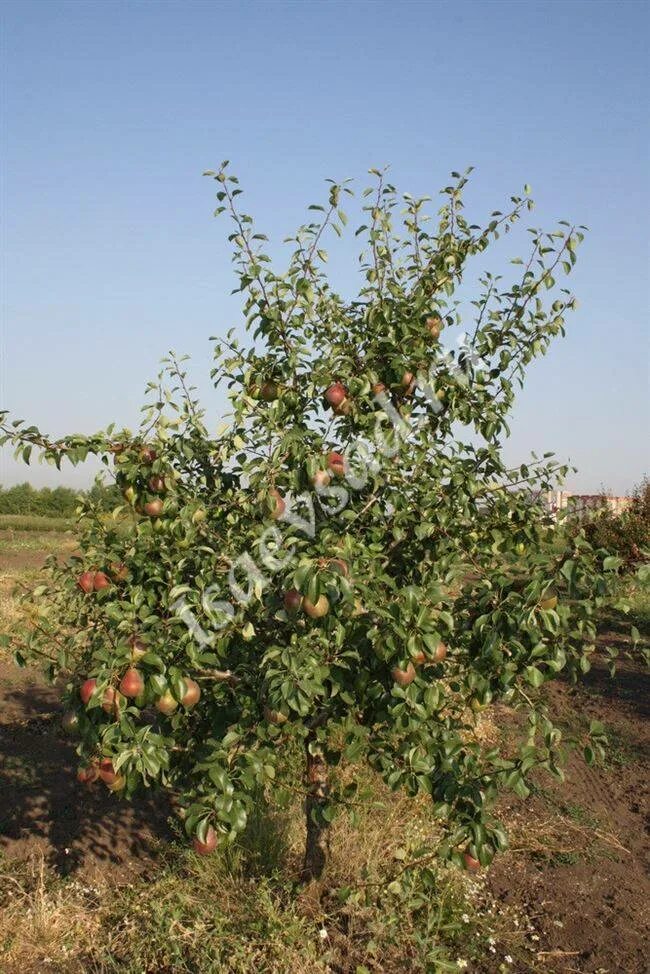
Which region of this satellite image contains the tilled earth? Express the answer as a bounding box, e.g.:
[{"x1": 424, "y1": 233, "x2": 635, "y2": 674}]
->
[{"x1": 483, "y1": 641, "x2": 649, "y2": 973}]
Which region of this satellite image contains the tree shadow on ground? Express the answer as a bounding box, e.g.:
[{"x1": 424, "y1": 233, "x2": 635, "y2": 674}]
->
[
  {"x1": 0, "y1": 685, "x2": 172, "y2": 878},
  {"x1": 580, "y1": 656, "x2": 650, "y2": 720},
  {"x1": 236, "y1": 791, "x2": 296, "y2": 879}
]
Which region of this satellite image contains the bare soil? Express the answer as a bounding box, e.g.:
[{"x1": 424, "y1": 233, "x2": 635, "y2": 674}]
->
[
  {"x1": 483, "y1": 623, "x2": 650, "y2": 973},
  {"x1": 0, "y1": 661, "x2": 172, "y2": 881}
]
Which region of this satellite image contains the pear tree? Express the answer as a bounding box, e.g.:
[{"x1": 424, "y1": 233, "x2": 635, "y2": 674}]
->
[{"x1": 1, "y1": 165, "x2": 618, "y2": 881}]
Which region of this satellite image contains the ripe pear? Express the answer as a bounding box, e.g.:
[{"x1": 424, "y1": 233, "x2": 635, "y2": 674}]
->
[
  {"x1": 119, "y1": 668, "x2": 144, "y2": 699},
  {"x1": 156, "y1": 690, "x2": 178, "y2": 715},
  {"x1": 181, "y1": 678, "x2": 201, "y2": 708},
  {"x1": 93, "y1": 571, "x2": 111, "y2": 591},
  {"x1": 143, "y1": 498, "x2": 164, "y2": 517},
  {"x1": 77, "y1": 572, "x2": 95, "y2": 594},
  {"x1": 193, "y1": 825, "x2": 218, "y2": 855},
  {"x1": 392, "y1": 663, "x2": 416, "y2": 687},
  {"x1": 327, "y1": 452, "x2": 346, "y2": 477},
  {"x1": 79, "y1": 678, "x2": 97, "y2": 705},
  {"x1": 303, "y1": 595, "x2": 330, "y2": 619},
  {"x1": 283, "y1": 589, "x2": 303, "y2": 613},
  {"x1": 324, "y1": 382, "x2": 347, "y2": 407}
]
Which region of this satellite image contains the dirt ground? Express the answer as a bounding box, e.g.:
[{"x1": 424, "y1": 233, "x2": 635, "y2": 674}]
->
[
  {"x1": 0, "y1": 660, "x2": 173, "y2": 880},
  {"x1": 484, "y1": 634, "x2": 650, "y2": 973},
  {"x1": 0, "y1": 532, "x2": 171, "y2": 881},
  {"x1": 0, "y1": 535, "x2": 648, "y2": 972}
]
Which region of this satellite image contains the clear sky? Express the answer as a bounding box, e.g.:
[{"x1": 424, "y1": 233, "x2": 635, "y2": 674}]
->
[{"x1": 1, "y1": 0, "x2": 648, "y2": 494}]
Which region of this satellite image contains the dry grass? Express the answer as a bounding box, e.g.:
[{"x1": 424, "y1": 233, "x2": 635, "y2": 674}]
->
[
  {"x1": 0, "y1": 515, "x2": 76, "y2": 532},
  {"x1": 0, "y1": 855, "x2": 102, "y2": 974},
  {"x1": 0, "y1": 573, "x2": 24, "y2": 632}
]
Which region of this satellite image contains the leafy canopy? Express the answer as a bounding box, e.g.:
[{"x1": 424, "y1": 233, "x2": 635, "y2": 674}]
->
[{"x1": 1, "y1": 165, "x2": 621, "y2": 868}]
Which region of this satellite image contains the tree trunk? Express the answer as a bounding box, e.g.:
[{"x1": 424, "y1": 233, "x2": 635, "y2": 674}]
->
[{"x1": 302, "y1": 735, "x2": 330, "y2": 882}]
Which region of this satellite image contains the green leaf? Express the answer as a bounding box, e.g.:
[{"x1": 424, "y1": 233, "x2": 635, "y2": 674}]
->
[
  {"x1": 524, "y1": 666, "x2": 544, "y2": 688},
  {"x1": 603, "y1": 556, "x2": 623, "y2": 572}
]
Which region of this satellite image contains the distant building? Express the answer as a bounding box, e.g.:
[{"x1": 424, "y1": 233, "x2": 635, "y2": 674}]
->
[{"x1": 545, "y1": 491, "x2": 632, "y2": 519}]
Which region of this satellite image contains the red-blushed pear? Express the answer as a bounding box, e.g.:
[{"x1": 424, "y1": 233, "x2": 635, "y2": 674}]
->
[
  {"x1": 263, "y1": 705, "x2": 288, "y2": 725},
  {"x1": 140, "y1": 445, "x2": 157, "y2": 463},
  {"x1": 93, "y1": 571, "x2": 111, "y2": 591},
  {"x1": 143, "y1": 498, "x2": 164, "y2": 517},
  {"x1": 77, "y1": 572, "x2": 95, "y2": 594},
  {"x1": 303, "y1": 594, "x2": 330, "y2": 619},
  {"x1": 435, "y1": 642, "x2": 448, "y2": 662},
  {"x1": 79, "y1": 678, "x2": 97, "y2": 705},
  {"x1": 372, "y1": 381, "x2": 387, "y2": 396},
  {"x1": 77, "y1": 764, "x2": 98, "y2": 785},
  {"x1": 283, "y1": 589, "x2": 303, "y2": 613},
  {"x1": 109, "y1": 562, "x2": 129, "y2": 582},
  {"x1": 98, "y1": 758, "x2": 120, "y2": 785},
  {"x1": 156, "y1": 690, "x2": 178, "y2": 715},
  {"x1": 119, "y1": 668, "x2": 144, "y2": 699},
  {"x1": 327, "y1": 452, "x2": 346, "y2": 477},
  {"x1": 324, "y1": 382, "x2": 347, "y2": 407},
  {"x1": 259, "y1": 380, "x2": 279, "y2": 402},
  {"x1": 192, "y1": 826, "x2": 218, "y2": 855},
  {"x1": 425, "y1": 315, "x2": 443, "y2": 339},
  {"x1": 400, "y1": 371, "x2": 416, "y2": 397},
  {"x1": 102, "y1": 687, "x2": 122, "y2": 717},
  {"x1": 148, "y1": 475, "x2": 166, "y2": 492},
  {"x1": 391, "y1": 662, "x2": 417, "y2": 687},
  {"x1": 311, "y1": 469, "x2": 331, "y2": 490},
  {"x1": 412, "y1": 642, "x2": 447, "y2": 666},
  {"x1": 269, "y1": 489, "x2": 286, "y2": 520},
  {"x1": 463, "y1": 852, "x2": 481, "y2": 873},
  {"x1": 181, "y1": 678, "x2": 201, "y2": 708}
]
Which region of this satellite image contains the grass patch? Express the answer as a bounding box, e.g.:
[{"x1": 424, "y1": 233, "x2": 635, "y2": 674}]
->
[
  {"x1": 0, "y1": 780, "x2": 523, "y2": 974},
  {"x1": 0, "y1": 531, "x2": 77, "y2": 555},
  {"x1": 0, "y1": 514, "x2": 76, "y2": 532}
]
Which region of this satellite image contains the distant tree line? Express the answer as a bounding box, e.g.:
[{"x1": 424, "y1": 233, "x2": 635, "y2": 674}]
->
[
  {"x1": 0, "y1": 482, "x2": 121, "y2": 517},
  {"x1": 583, "y1": 477, "x2": 650, "y2": 569}
]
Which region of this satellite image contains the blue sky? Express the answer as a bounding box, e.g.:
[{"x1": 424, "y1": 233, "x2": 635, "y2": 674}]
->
[{"x1": 1, "y1": 0, "x2": 648, "y2": 494}]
